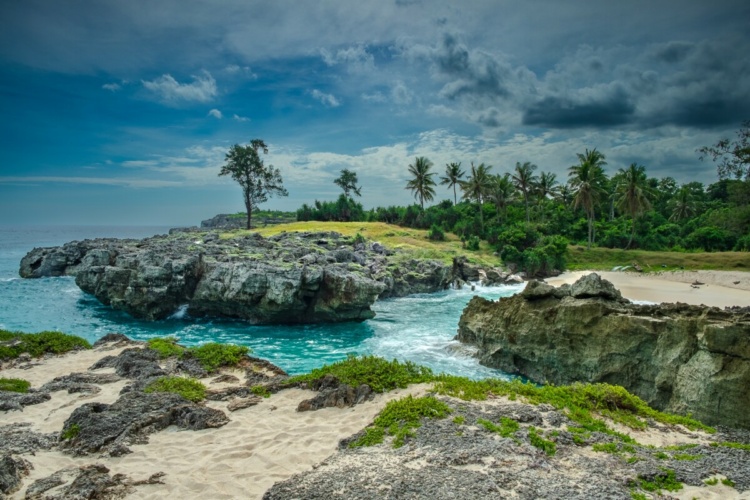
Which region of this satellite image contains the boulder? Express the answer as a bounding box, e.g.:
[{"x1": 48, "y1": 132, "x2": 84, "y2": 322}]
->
[{"x1": 457, "y1": 273, "x2": 750, "y2": 429}]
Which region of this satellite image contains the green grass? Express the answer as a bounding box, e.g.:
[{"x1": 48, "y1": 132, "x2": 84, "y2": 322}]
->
[
  {"x1": 145, "y1": 338, "x2": 251, "y2": 373},
  {"x1": 0, "y1": 377, "x2": 31, "y2": 393},
  {"x1": 144, "y1": 376, "x2": 207, "y2": 402},
  {"x1": 185, "y1": 343, "x2": 250, "y2": 372},
  {"x1": 288, "y1": 355, "x2": 434, "y2": 393},
  {"x1": 147, "y1": 337, "x2": 185, "y2": 358},
  {"x1": 250, "y1": 385, "x2": 271, "y2": 398},
  {"x1": 704, "y1": 477, "x2": 719, "y2": 485},
  {"x1": 710, "y1": 441, "x2": 750, "y2": 451},
  {"x1": 673, "y1": 453, "x2": 701, "y2": 461},
  {"x1": 227, "y1": 221, "x2": 501, "y2": 266},
  {"x1": 61, "y1": 423, "x2": 80, "y2": 440},
  {"x1": 349, "y1": 395, "x2": 451, "y2": 448},
  {"x1": 0, "y1": 329, "x2": 91, "y2": 359},
  {"x1": 432, "y1": 376, "x2": 714, "y2": 443},
  {"x1": 528, "y1": 426, "x2": 557, "y2": 456},
  {"x1": 477, "y1": 416, "x2": 519, "y2": 438},
  {"x1": 637, "y1": 468, "x2": 683, "y2": 493},
  {"x1": 452, "y1": 415, "x2": 465, "y2": 425},
  {"x1": 567, "y1": 245, "x2": 750, "y2": 271},
  {"x1": 722, "y1": 478, "x2": 736, "y2": 487}
]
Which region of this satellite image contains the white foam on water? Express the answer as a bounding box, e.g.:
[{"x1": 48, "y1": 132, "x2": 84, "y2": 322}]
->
[{"x1": 168, "y1": 304, "x2": 190, "y2": 320}]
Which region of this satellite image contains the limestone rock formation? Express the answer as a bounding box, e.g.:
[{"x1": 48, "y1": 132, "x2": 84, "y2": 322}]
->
[
  {"x1": 19, "y1": 230, "x2": 498, "y2": 324},
  {"x1": 457, "y1": 273, "x2": 750, "y2": 429}
]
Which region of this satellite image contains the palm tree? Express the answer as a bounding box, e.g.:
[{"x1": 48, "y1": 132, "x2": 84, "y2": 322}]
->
[
  {"x1": 512, "y1": 161, "x2": 538, "y2": 224},
  {"x1": 615, "y1": 163, "x2": 655, "y2": 249},
  {"x1": 535, "y1": 171, "x2": 558, "y2": 222},
  {"x1": 669, "y1": 185, "x2": 698, "y2": 222},
  {"x1": 440, "y1": 162, "x2": 465, "y2": 205},
  {"x1": 460, "y1": 162, "x2": 493, "y2": 232},
  {"x1": 486, "y1": 173, "x2": 515, "y2": 220},
  {"x1": 405, "y1": 156, "x2": 436, "y2": 210},
  {"x1": 569, "y1": 148, "x2": 608, "y2": 248}
]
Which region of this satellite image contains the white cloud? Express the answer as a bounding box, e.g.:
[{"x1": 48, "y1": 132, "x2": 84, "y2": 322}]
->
[
  {"x1": 208, "y1": 108, "x2": 223, "y2": 119},
  {"x1": 102, "y1": 82, "x2": 121, "y2": 91},
  {"x1": 310, "y1": 89, "x2": 341, "y2": 107},
  {"x1": 142, "y1": 71, "x2": 217, "y2": 104},
  {"x1": 362, "y1": 91, "x2": 387, "y2": 103},
  {"x1": 320, "y1": 44, "x2": 375, "y2": 73},
  {"x1": 232, "y1": 114, "x2": 250, "y2": 122},
  {"x1": 0, "y1": 176, "x2": 180, "y2": 188}
]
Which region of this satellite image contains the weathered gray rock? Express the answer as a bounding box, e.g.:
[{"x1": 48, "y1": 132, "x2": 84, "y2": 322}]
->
[
  {"x1": 296, "y1": 374, "x2": 374, "y2": 412},
  {"x1": 0, "y1": 391, "x2": 50, "y2": 412},
  {"x1": 60, "y1": 391, "x2": 229, "y2": 456},
  {"x1": 0, "y1": 423, "x2": 57, "y2": 455},
  {"x1": 457, "y1": 273, "x2": 750, "y2": 429},
  {"x1": 227, "y1": 396, "x2": 263, "y2": 412},
  {"x1": 0, "y1": 454, "x2": 31, "y2": 496},
  {"x1": 89, "y1": 348, "x2": 165, "y2": 380},
  {"x1": 24, "y1": 464, "x2": 134, "y2": 499}
]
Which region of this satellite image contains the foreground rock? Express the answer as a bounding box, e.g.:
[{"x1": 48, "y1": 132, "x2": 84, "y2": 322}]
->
[
  {"x1": 457, "y1": 273, "x2": 750, "y2": 429},
  {"x1": 265, "y1": 395, "x2": 750, "y2": 499},
  {"x1": 19, "y1": 230, "x2": 509, "y2": 323}
]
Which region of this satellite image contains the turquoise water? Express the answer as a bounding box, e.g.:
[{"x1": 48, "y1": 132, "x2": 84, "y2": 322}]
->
[{"x1": 0, "y1": 226, "x2": 522, "y2": 378}]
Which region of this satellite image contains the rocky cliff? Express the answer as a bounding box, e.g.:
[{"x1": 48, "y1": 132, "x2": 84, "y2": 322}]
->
[
  {"x1": 456, "y1": 273, "x2": 750, "y2": 429},
  {"x1": 19, "y1": 230, "x2": 503, "y2": 324}
]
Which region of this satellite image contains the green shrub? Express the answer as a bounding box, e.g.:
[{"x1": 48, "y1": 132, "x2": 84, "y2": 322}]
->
[
  {"x1": 147, "y1": 337, "x2": 185, "y2": 359},
  {"x1": 722, "y1": 478, "x2": 735, "y2": 487},
  {"x1": 637, "y1": 468, "x2": 682, "y2": 493},
  {"x1": 0, "y1": 330, "x2": 91, "y2": 359},
  {"x1": 704, "y1": 477, "x2": 718, "y2": 485},
  {"x1": 350, "y1": 395, "x2": 451, "y2": 448},
  {"x1": 477, "y1": 417, "x2": 519, "y2": 438},
  {"x1": 528, "y1": 426, "x2": 556, "y2": 456},
  {"x1": 250, "y1": 385, "x2": 271, "y2": 398},
  {"x1": 61, "y1": 423, "x2": 81, "y2": 440},
  {"x1": 0, "y1": 377, "x2": 31, "y2": 393},
  {"x1": 288, "y1": 355, "x2": 433, "y2": 393},
  {"x1": 186, "y1": 343, "x2": 250, "y2": 372},
  {"x1": 465, "y1": 235, "x2": 481, "y2": 251},
  {"x1": 144, "y1": 376, "x2": 207, "y2": 402},
  {"x1": 427, "y1": 224, "x2": 446, "y2": 241}
]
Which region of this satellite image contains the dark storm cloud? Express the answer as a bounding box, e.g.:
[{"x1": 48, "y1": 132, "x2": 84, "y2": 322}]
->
[{"x1": 522, "y1": 86, "x2": 635, "y2": 128}]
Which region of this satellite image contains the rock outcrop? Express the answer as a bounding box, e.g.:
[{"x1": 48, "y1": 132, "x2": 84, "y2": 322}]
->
[
  {"x1": 19, "y1": 230, "x2": 504, "y2": 324},
  {"x1": 456, "y1": 273, "x2": 750, "y2": 429}
]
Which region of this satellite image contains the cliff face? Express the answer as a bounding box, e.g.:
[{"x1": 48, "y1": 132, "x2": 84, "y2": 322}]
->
[
  {"x1": 457, "y1": 274, "x2": 750, "y2": 429},
  {"x1": 19, "y1": 230, "x2": 492, "y2": 324}
]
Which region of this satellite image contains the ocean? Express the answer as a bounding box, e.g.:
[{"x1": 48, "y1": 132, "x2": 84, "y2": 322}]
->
[{"x1": 0, "y1": 225, "x2": 523, "y2": 378}]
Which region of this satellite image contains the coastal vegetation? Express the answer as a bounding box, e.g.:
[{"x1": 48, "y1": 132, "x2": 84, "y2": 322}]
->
[
  {"x1": 144, "y1": 376, "x2": 207, "y2": 402},
  {"x1": 0, "y1": 329, "x2": 91, "y2": 359},
  {"x1": 146, "y1": 337, "x2": 250, "y2": 373},
  {"x1": 290, "y1": 122, "x2": 750, "y2": 275},
  {"x1": 0, "y1": 377, "x2": 31, "y2": 393}
]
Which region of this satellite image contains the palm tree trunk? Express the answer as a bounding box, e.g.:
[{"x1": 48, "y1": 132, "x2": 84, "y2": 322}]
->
[
  {"x1": 453, "y1": 184, "x2": 457, "y2": 205},
  {"x1": 626, "y1": 218, "x2": 635, "y2": 249},
  {"x1": 525, "y1": 195, "x2": 530, "y2": 225}
]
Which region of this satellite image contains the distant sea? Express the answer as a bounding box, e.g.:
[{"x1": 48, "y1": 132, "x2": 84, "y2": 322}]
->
[{"x1": 0, "y1": 225, "x2": 521, "y2": 378}]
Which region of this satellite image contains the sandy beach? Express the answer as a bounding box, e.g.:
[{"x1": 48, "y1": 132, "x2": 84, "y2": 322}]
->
[
  {"x1": 1, "y1": 344, "x2": 428, "y2": 499},
  {"x1": 547, "y1": 270, "x2": 750, "y2": 308}
]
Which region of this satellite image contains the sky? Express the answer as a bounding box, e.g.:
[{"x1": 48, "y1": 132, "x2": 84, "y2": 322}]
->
[{"x1": 1, "y1": 0, "x2": 749, "y2": 226}]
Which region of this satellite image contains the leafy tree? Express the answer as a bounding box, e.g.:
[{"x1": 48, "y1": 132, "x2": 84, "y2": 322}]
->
[
  {"x1": 669, "y1": 185, "x2": 698, "y2": 222},
  {"x1": 512, "y1": 161, "x2": 538, "y2": 224},
  {"x1": 536, "y1": 171, "x2": 558, "y2": 222},
  {"x1": 440, "y1": 162, "x2": 465, "y2": 205},
  {"x1": 460, "y1": 162, "x2": 493, "y2": 233},
  {"x1": 569, "y1": 148, "x2": 608, "y2": 248},
  {"x1": 486, "y1": 173, "x2": 515, "y2": 219},
  {"x1": 219, "y1": 139, "x2": 288, "y2": 229},
  {"x1": 698, "y1": 120, "x2": 750, "y2": 180},
  {"x1": 405, "y1": 156, "x2": 436, "y2": 210},
  {"x1": 334, "y1": 168, "x2": 362, "y2": 199},
  {"x1": 615, "y1": 163, "x2": 655, "y2": 249}
]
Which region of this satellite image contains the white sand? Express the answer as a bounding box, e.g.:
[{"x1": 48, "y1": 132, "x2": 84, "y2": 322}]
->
[
  {"x1": 3, "y1": 345, "x2": 429, "y2": 499},
  {"x1": 547, "y1": 270, "x2": 750, "y2": 308}
]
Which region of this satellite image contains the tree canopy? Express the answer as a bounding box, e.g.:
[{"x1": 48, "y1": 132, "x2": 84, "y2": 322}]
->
[
  {"x1": 334, "y1": 168, "x2": 362, "y2": 199},
  {"x1": 406, "y1": 156, "x2": 436, "y2": 210},
  {"x1": 219, "y1": 139, "x2": 288, "y2": 229}
]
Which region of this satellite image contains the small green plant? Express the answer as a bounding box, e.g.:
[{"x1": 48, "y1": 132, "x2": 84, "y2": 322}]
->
[
  {"x1": 250, "y1": 385, "x2": 271, "y2": 398},
  {"x1": 592, "y1": 442, "x2": 619, "y2": 454},
  {"x1": 186, "y1": 343, "x2": 250, "y2": 372},
  {"x1": 350, "y1": 396, "x2": 451, "y2": 448},
  {"x1": 477, "y1": 417, "x2": 519, "y2": 438},
  {"x1": 710, "y1": 441, "x2": 750, "y2": 451},
  {"x1": 61, "y1": 423, "x2": 80, "y2": 440},
  {"x1": 428, "y1": 224, "x2": 446, "y2": 241},
  {"x1": 144, "y1": 376, "x2": 207, "y2": 402},
  {"x1": 626, "y1": 456, "x2": 640, "y2": 464},
  {"x1": 654, "y1": 451, "x2": 669, "y2": 460},
  {"x1": 452, "y1": 416, "x2": 465, "y2": 425},
  {"x1": 664, "y1": 443, "x2": 698, "y2": 451},
  {"x1": 0, "y1": 329, "x2": 91, "y2": 359},
  {"x1": 465, "y1": 235, "x2": 480, "y2": 251},
  {"x1": 147, "y1": 337, "x2": 185, "y2": 358},
  {"x1": 630, "y1": 492, "x2": 648, "y2": 500},
  {"x1": 638, "y1": 468, "x2": 682, "y2": 493},
  {"x1": 289, "y1": 355, "x2": 433, "y2": 393},
  {"x1": 353, "y1": 232, "x2": 366, "y2": 246},
  {"x1": 0, "y1": 377, "x2": 31, "y2": 393},
  {"x1": 722, "y1": 478, "x2": 735, "y2": 487},
  {"x1": 528, "y1": 426, "x2": 556, "y2": 456},
  {"x1": 673, "y1": 453, "x2": 701, "y2": 461},
  {"x1": 704, "y1": 477, "x2": 718, "y2": 485}
]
